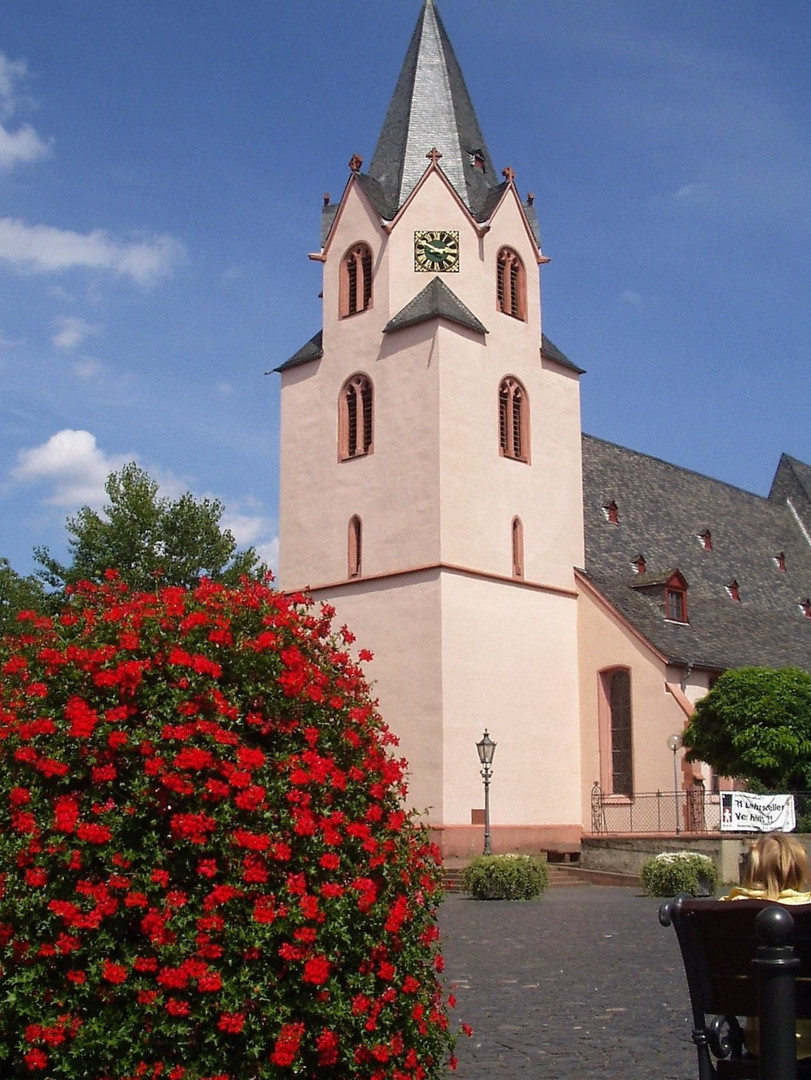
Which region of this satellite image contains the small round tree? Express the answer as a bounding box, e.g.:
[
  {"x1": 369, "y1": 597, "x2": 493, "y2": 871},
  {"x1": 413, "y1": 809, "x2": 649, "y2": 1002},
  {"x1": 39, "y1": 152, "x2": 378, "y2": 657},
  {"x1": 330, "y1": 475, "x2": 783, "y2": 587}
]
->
[
  {"x1": 0, "y1": 574, "x2": 456, "y2": 1079},
  {"x1": 683, "y1": 667, "x2": 811, "y2": 790}
]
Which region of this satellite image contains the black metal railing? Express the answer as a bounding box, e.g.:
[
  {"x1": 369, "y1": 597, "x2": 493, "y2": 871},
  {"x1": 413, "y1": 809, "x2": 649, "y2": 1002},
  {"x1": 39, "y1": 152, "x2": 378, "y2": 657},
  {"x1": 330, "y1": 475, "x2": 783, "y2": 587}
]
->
[
  {"x1": 590, "y1": 783, "x2": 811, "y2": 835},
  {"x1": 590, "y1": 781, "x2": 720, "y2": 834}
]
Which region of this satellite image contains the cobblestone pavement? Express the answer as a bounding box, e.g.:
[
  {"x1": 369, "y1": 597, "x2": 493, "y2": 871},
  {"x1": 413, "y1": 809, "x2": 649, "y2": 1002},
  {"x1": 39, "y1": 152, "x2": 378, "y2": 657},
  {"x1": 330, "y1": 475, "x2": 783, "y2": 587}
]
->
[{"x1": 439, "y1": 886, "x2": 694, "y2": 1080}]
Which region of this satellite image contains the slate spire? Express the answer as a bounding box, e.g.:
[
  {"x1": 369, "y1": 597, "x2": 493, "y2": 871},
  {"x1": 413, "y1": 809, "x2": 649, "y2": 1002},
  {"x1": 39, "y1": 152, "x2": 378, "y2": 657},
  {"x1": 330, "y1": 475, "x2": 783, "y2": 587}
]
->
[{"x1": 367, "y1": 0, "x2": 502, "y2": 220}]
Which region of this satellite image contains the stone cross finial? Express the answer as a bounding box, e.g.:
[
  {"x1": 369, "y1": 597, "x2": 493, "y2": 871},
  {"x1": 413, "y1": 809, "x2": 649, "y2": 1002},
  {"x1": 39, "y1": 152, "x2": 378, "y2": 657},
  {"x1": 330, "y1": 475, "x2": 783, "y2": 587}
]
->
[
  {"x1": 502, "y1": 166, "x2": 516, "y2": 183},
  {"x1": 426, "y1": 147, "x2": 443, "y2": 164},
  {"x1": 349, "y1": 154, "x2": 364, "y2": 173}
]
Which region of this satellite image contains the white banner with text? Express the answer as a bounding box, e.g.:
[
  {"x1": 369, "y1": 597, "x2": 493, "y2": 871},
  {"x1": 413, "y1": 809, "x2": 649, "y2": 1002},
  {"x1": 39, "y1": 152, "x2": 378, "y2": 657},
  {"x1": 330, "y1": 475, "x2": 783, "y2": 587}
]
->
[{"x1": 720, "y1": 791, "x2": 796, "y2": 832}]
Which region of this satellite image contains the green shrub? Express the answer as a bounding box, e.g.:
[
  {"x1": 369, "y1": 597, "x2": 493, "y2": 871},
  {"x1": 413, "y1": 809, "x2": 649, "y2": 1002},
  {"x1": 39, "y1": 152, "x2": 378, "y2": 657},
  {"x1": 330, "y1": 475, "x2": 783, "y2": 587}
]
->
[
  {"x1": 461, "y1": 854, "x2": 548, "y2": 900},
  {"x1": 640, "y1": 850, "x2": 720, "y2": 897}
]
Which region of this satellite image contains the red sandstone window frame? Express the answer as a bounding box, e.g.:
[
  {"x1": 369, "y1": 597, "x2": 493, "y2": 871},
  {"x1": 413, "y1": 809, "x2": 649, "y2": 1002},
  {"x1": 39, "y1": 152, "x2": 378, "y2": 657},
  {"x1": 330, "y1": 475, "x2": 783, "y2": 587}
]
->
[
  {"x1": 339, "y1": 243, "x2": 373, "y2": 318},
  {"x1": 598, "y1": 667, "x2": 634, "y2": 799},
  {"x1": 511, "y1": 516, "x2": 524, "y2": 578},
  {"x1": 348, "y1": 515, "x2": 362, "y2": 579},
  {"x1": 496, "y1": 247, "x2": 527, "y2": 320},
  {"x1": 338, "y1": 373, "x2": 374, "y2": 461},
  {"x1": 498, "y1": 376, "x2": 530, "y2": 463}
]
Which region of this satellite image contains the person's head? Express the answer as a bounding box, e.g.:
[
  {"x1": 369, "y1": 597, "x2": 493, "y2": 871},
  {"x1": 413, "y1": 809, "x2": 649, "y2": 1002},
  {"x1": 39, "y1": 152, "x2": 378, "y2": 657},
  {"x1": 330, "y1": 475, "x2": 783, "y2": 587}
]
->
[{"x1": 742, "y1": 833, "x2": 810, "y2": 898}]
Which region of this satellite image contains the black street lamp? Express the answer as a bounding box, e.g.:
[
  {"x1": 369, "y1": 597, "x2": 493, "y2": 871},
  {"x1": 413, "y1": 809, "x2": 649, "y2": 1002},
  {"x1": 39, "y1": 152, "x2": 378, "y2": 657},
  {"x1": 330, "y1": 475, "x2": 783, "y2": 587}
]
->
[
  {"x1": 476, "y1": 730, "x2": 497, "y2": 855},
  {"x1": 667, "y1": 733, "x2": 683, "y2": 835}
]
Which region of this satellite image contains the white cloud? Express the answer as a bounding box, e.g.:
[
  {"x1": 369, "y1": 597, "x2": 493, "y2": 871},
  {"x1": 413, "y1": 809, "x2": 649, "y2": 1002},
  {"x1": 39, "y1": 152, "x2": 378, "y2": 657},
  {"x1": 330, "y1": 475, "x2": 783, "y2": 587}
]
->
[
  {"x1": 0, "y1": 122, "x2": 51, "y2": 170},
  {"x1": 0, "y1": 52, "x2": 52, "y2": 171},
  {"x1": 72, "y1": 358, "x2": 106, "y2": 379},
  {"x1": 52, "y1": 315, "x2": 100, "y2": 351},
  {"x1": 13, "y1": 429, "x2": 133, "y2": 508},
  {"x1": 222, "y1": 511, "x2": 278, "y2": 572},
  {"x1": 672, "y1": 182, "x2": 711, "y2": 203},
  {"x1": 0, "y1": 218, "x2": 185, "y2": 286}
]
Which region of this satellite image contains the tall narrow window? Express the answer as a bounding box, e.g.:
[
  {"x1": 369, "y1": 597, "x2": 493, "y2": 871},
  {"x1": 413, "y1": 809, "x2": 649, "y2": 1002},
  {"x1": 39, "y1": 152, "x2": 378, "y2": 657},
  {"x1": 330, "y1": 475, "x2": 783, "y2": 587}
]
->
[
  {"x1": 339, "y1": 243, "x2": 373, "y2": 318},
  {"x1": 608, "y1": 669, "x2": 633, "y2": 797},
  {"x1": 498, "y1": 377, "x2": 529, "y2": 462},
  {"x1": 348, "y1": 516, "x2": 362, "y2": 579},
  {"x1": 511, "y1": 517, "x2": 524, "y2": 578},
  {"x1": 496, "y1": 248, "x2": 526, "y2": 320},
  {"x1": 339, "y1": 374, "x2": 373, "y2": 460}
]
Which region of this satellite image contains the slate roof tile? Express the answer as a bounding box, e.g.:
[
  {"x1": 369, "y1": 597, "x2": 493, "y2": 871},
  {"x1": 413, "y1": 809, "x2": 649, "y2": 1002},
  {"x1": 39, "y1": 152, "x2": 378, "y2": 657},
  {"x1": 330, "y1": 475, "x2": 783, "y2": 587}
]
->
[{"x1": 582, "y1": 434, "x2": 811, "y2": 672}]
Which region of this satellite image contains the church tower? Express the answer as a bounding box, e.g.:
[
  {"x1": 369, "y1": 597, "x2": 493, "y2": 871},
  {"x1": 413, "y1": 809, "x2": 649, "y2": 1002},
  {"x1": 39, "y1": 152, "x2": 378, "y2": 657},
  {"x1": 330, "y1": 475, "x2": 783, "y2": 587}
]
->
[{"x1": 278, "y1": 0, "x2": 585, "y2": 856}]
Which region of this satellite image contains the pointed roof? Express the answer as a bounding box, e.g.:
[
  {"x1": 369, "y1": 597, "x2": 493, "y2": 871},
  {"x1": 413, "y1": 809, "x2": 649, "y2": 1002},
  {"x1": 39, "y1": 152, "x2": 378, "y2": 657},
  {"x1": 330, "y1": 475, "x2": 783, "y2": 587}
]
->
[
  {"x1": 383, "y1": 277, "x2": 488, "y2": 336},
  {"x1": 367, "y1": 0, "x2": 501, "y2": 220}
]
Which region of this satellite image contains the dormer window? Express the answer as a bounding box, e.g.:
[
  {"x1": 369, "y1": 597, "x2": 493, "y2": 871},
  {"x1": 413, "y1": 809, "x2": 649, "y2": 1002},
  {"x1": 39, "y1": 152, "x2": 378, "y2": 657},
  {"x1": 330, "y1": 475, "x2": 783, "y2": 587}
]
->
[
  {"x1": 699, "y1": 530, "x2": 713, "y2": 551},
  {"x1": 632, "y1": 568, "x2": 689, "y2": 623},
  {"x1": 665, "y1": 579, "x2": 688, "y2": 623},
  {"x1": 340, "y1": 243, "x2": 373, "y2": 318},
  {"x1": 603, "y1": 501, "x2": 619, "y2": 525},
  {"x1": 469, "y1": 148, "x2": 486, "y2": 172},
  {"x1": 775, "y1": 552, "x2": 787, "y2": 572},
  {"x1": 727, "y1": 580, "x2": 741, "y2": 603},
  {"x1": 801, "y1": 599, "x2": 811, "y2": 619},
  {"x1": 632, "y1": 555, "x2": 646, "y2": 575},
  {"x1": 496, "y1": 248, "x2": 526, "y2": 320}
]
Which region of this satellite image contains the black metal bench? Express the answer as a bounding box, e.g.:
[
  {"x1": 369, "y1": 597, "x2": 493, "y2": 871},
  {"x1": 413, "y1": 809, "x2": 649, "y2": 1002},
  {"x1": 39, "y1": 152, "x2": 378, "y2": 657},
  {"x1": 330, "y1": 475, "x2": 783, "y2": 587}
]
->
[{"x1": 660, "y1": 894, "x2": 811, "y2": 1080}]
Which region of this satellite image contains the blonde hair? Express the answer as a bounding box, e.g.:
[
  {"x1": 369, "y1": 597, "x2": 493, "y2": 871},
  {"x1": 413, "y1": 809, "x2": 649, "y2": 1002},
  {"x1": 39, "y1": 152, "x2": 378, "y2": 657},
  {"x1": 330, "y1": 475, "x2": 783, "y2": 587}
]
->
[{"x1": 742, "y1": 833, "x2": 810, "y2": 898}]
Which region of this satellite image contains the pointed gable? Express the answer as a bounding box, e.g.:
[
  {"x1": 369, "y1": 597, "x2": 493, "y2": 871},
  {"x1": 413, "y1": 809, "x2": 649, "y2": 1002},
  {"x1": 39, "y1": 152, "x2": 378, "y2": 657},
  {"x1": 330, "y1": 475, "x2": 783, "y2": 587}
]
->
[
  {"x1": 383, "y1": 277, "x2": 487, "y2": 336},
  {"x1": 367, "y1": 0, "x2": 501, "y2": 220}
]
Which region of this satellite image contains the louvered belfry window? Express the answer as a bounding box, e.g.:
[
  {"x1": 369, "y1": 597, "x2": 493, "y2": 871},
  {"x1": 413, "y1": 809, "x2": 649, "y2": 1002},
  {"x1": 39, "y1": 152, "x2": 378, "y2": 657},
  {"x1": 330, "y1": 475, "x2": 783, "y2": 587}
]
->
[
  {"x1": 498, "y1": 377, "x2": 528, "y2": 462},
  {"x1": 496, "y1": 248, "x2": 526, "y2": 320},
  {"x1": 339, "y1": 374, "x2": 373, "y2": 460},
  {"x1": 340, "y1": 243, "x2": 373, "y2": 318}
]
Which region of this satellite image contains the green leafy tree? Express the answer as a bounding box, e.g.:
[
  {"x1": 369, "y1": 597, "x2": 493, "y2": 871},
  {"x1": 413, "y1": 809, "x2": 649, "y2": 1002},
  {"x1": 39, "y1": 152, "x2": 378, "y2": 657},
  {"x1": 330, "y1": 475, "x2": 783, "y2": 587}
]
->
[
  {"x1": 35, "y1": 463, "x2": 264, "y2": 595},
  {"x1": 683, "y1": 667, "x2": 811, "y2": 789},
  {"x1": 0, "y1": 557, "x2": 51, "y2": 633}
]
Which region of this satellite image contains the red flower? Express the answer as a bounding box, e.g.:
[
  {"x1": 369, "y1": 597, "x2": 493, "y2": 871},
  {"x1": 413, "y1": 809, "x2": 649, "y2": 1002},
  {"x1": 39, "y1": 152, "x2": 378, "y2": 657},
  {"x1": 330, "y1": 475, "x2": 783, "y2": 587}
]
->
[
  {"x1": 217, "y1": 1012, "x2": 245, "y2": 1034},
  {"x1": 102, "y1": 960, "x2": 128, "y2": 984},
  {"x1": 270, "y1": 1022, "x2": 305, "y2": 1067},
  {"x1": 316, "y1": 1028, "x2": 339, "y2": 1066},
  {"x1": 302, "y1": 955, "x2": 331, "y2": 985}
]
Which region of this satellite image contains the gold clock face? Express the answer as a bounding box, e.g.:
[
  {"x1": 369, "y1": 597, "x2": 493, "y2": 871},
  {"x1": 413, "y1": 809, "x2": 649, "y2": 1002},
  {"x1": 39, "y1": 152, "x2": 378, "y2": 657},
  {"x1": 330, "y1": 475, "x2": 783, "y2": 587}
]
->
[{"x1": 414, "y1": 229, "x2": 460, "y2": 273}]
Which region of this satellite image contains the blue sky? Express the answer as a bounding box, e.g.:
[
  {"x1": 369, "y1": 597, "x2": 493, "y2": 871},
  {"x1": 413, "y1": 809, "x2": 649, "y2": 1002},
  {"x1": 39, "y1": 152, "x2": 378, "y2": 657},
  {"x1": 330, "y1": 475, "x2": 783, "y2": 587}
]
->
[{"x1": 2, "y1": 1, "x2": 810, "y2": 579}]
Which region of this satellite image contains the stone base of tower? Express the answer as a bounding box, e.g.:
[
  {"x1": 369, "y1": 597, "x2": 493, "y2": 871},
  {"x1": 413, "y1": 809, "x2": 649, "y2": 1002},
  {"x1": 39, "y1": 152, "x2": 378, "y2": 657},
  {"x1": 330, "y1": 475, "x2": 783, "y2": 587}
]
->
[{"x1": 430, "y1": 823, "x2": 581, "y2": 861}]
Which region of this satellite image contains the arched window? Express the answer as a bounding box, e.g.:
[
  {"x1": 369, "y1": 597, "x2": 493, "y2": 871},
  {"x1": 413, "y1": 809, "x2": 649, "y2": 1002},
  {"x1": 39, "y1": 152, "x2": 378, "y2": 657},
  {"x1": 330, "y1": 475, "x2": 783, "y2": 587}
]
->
[
  {"x1": 511, "y1": 517, "x2": 524, "y2": 579},
  {"x1": 496, "y1": 247, "x2": 526, "y2": 320},
  {"x1": 599, "y1": 668, "x2": 633, "y2": 797},
  {"x1": 348, "y1": 515, "x2": 362, "y2": 579},
  {"x1": 498, "y1": 377, "x2": 529, "y2": 462},
  {"x1": 339, "y1": 243, "x2": 373, "y2": 318},
  {"x1": 339, "y1": 374, "x2": 373, "y2": 460}
]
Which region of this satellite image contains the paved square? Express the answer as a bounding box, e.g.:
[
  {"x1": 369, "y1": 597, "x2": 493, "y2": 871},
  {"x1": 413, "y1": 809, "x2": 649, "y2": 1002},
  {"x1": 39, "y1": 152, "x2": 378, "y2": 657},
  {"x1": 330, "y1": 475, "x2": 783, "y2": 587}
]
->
[{"x1": 440, "y1": 886, "x2": 693, "y2": 1079}]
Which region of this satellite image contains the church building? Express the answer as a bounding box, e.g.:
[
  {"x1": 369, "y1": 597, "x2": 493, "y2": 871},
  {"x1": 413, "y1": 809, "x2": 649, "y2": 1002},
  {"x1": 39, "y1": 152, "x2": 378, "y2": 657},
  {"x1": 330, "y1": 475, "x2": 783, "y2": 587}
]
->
[{"x1": 276, "y1": 0, "x2": 811, "y2": 858}]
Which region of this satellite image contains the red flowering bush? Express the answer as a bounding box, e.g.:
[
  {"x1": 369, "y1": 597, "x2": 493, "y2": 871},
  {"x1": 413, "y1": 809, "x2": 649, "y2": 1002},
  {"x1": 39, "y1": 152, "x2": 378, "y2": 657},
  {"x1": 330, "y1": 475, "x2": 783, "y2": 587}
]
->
[{"x1": 0, "y1": 575, "x2": 456, "y2": 1079}]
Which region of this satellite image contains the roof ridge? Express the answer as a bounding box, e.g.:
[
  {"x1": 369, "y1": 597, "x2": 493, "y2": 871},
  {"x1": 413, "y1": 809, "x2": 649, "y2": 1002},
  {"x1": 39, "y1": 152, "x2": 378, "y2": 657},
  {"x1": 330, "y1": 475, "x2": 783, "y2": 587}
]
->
[{"x1": 582, "y1": 433, "x2": 772, "y2": 502}]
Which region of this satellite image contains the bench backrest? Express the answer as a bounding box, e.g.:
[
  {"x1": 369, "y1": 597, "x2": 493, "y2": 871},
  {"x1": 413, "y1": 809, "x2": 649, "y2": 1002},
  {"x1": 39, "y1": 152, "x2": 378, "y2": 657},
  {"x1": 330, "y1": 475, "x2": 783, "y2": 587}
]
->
[{"x1": 662, "y1": 895, "x2": 811, "y2": 1021}]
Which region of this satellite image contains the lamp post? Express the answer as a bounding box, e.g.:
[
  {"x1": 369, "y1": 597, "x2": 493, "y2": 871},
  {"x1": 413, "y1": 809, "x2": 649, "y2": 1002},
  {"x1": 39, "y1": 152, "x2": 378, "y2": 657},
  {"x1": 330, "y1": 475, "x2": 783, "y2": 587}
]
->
[
  {"x1": 667, "y1": 733, "x2": 683, "y2": 835},
  {"x1": 476, "y1": 730, "x2": 496, "y2": 855}
]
